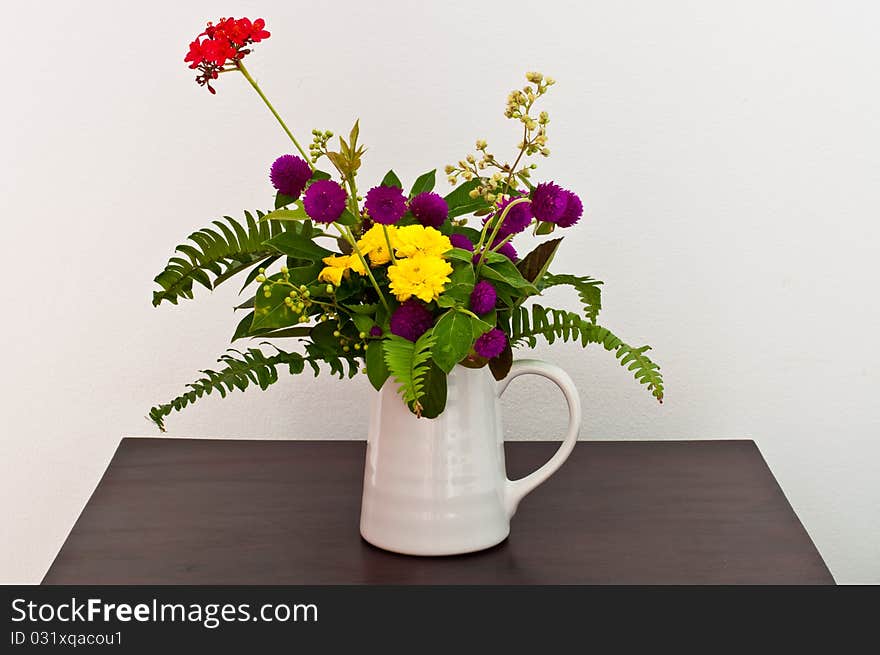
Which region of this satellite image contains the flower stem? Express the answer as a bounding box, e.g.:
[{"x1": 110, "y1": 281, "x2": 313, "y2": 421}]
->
[
  {"x1": 336, "y1": 225, "x2": 390, "y2": 313},
  {"x1": 475, "y1": 197, "x2": 531, "y2": 276},
  {"x1": 236, "y1": 60, "x2": 312, "y2": 167},
  {"x1": 382, "y1": 226, "x2": 397, "y2": 264}
]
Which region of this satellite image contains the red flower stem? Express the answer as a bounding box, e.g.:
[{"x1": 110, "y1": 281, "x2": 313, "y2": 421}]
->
[{"x1": 236, "y1": 60, "x2": 312, "y2": 168}]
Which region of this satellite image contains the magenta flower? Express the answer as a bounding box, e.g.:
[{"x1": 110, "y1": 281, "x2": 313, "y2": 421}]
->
[
  {"x1": 269, "y1": 154, "x2": 311, "y2": 199},
  {"x1": 450, "y1": 233, "x2": 475, "y2": 251},
  {"x1": 493, "y1": 240, "x2": 518, "y2": 262},
  {"x1": 365, "y1": 185, "x2": 408, "y2": 225},
  {"x1": 484, "y1": 191, "x2": 532, "y2": 238},
  {"x1": 409, "y1": 192, "x2": 449, "y2": 228},
  {"x1": 390, "y1": 299, "x2": 434, "y2": 342},
  {"x1": 474, "y1": 238, "x2": 517, "y2": 264},
  {"x1": 470, "y1": 281, "x2": 497, "y2": 315},
  {"x1": 303, "y1": 179, "x2": 347, "y2": 223},
  {"x1": 474, "y1": 328, "x2": 507, "y2": 359},
  {"x1": 531, "y1": 182, "x2": 567, "y2": 223},
  {"x1": 556, "y1": 190, "x2": 583, "y2": 227}
]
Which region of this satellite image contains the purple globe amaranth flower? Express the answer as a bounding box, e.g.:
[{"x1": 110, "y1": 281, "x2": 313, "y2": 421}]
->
[
  {"x1": 492, "y1": 239, "x2": 518, "y2": 262},
  {"x1": 472, "y1": 239, "x2": 518, "y2": 265},
  {"x1": 450, "y1": 233, "x2": 474, "y2": 251},
  {"x1": 390, "y1": 299, "x2": 434, "y2": 342},
  {"x1": 474, "y1": 328, "x2": 507, "y2": 359},
  {"x1": 369, "y1": 325, "x2": 383, "y2": 337},
  {"x1": 531, "y1": 182, "x2": 567, "y2": 223},
  {"x1": 409, "y1": 192, "x2": 448, "y2": 228},
  {"x1": 365, "y1": 185, "x2": 408, "y2": 225},
  {"x1": 484, "y1": 191, "x2": 532, "y2": 238},
  {"x1": 470, "y1": 281, "x2": 497, "y2": 315},
  {"x1": 556, "y1": 190, "x2": 583, "y2": 228},
  {"x1": 269, "y1": 154, "x2": 312, "y2": 199},
  {"x1": 303, "y1": 179, "x2": 347, "y2": 224}
]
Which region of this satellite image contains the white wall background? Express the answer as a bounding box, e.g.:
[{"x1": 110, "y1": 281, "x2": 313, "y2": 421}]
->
[{"x1": 2, "y1": 0, "x2": 878, "y2": 583}]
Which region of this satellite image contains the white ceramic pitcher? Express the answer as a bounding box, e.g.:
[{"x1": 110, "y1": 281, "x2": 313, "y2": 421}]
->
[{"x1": 360, "y1": 359, "x2": 581, "y2": 556}]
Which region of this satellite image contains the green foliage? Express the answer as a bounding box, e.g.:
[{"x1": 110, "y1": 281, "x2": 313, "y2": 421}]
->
[
  {"x1": 480, "y1": 258, "x2": 539, "y2": 294},
  {"x1": 409, "y1": 169, "x2": 436, "y2": 196},
  {"x1": 152, "y1": 211, "x2": 287, "y2": 306},
  {"x1": 147, "y1": 346, "x2": 359, "y2": 432},
  {"x1": 431, "y1": 310, "x2": 475, "y2": 372},
  {"x1": 436, "y1": 261, "x2": 475, "y2": 308},
  {"x1": 381, "y1": 170, "x2": 403, "y2": 188},
  {"x1": 262, "y1": 206, "x2": 309, "y2": 221},
  {"x1": 509, "y1": 304, "x2": 664, "y2": 402},
  {"x1": 324, "y1": 121, "x2": 365, "y2": 180},
  {"x1": 418, "y1": 361, "x2": 448, "y2": 419},
  {"x1": 264, "y1": 229, "x2": 334, "y2": 262},
  {"x1": 539, "y1": 273, "x2": 603, "y2": 323},
  {"x1": 444, "y1": 179, "x2": 486, "y2": 218},
  {"x1": 382, "y1": 332, "x2": 436, "y2": 416},
  {"x1": 365, "y1": 339, "x2": 390, "y2": 390}
]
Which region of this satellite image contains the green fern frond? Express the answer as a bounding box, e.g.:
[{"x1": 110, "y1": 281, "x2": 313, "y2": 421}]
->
[
  {"x1": 382, "y1": 333, "x2": 436, "y2": 415},
  {"x1": 540, "y1": 273, "x2": 603, "y2": 323},
  {"x1": 152, "y1": 211, "x2": 287, "y2": 307},
  {"x1": 509, "y1": 303, "x2": 664, "y2": 402},
  {"x1": 147, "y1": 346, "x2": 359, "y2": 432}
]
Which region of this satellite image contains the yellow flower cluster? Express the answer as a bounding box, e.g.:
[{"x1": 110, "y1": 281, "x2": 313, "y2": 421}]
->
[{"x1": 318, "y1": 224, "x2": 454, "y2": 303}]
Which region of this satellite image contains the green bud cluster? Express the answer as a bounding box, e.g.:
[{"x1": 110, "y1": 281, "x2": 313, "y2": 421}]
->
[{"x1": 309, "y1": 128, "x2": 334, "y2": 164}]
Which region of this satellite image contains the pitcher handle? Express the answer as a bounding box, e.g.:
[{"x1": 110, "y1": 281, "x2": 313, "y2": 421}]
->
[{"x1": 497, "y1": 359, "x2": 582, "y2": 518}]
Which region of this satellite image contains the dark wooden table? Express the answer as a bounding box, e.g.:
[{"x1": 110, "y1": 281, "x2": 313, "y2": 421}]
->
[{"x1": 43, "y1": 439, "x2": 833, "y2": 585}]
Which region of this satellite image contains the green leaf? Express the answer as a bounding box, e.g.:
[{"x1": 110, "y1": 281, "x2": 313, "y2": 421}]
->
[
  {"x1": 286, "y1": 261, "x2": 323, "y2": 286},
  {"x1": 383, "y1": 332, "x2": 436, "y2": 416},
  {"x1": 409, "y1": 169, "x2": 436, "y2": 197},
  {"x1": 535, "y1": 221, "x2": 556, "y2": 235},
  {"x1": 232, "y1": 312, "x2": 256, "y2": 341},
  {"x1": 152, "y1": 211, "x2": 285, "y2": 307},
  {"x1": 480, "y1": 259, "x2": 539, "y2": 294},
  {"x1": 265, "y1": 231, "x2": 334, "y2": 262},
  {"x1": 517, "y1": 237, "x2": 563, "y2": 283},
  {"x1": 275, "y1": 192, "x2": 299, "y2": 209},
  {"x1": 448, "y1": 200, "x2": 486, "y2": 219},
  {"x1": 262, "y1": 206, "x2": 309, "y2": 222},
  {"x1": 444, "y1": 179, "x2": 481, "y2": 211},
  {"x1": 381, "y1": 170, "x2": 403, "y2": 189},
  {"x1": 252, "y1": 278, "x2": 299, "y2": 330},
  {"x1": 349, "y1": 120, "x2": 360, "y2": 149},
  {"x1": 351, "y1": 313, "x2": 375, "y2": 335},
  {"x1": 365, "y1": 339, "x2": 390, "y2": 391},
  {"x1": 445, "y1": 248, "x2": 477, "y2": 263},
  {"x1": 335, "y1": 208, "x2": 358, "y2": 226},
  {"x1": 431, "y1": 310, "x2": 475, "y2": 373},
  {"x1": 344, "y1": 302, "x2": 380, "y2": 315},
  {"x1": 508, "y1": 303, "x2": 664, "y2": 403},
  {"x1": 438, "y1": 261, "x2": 475, "y2": 307},
  {"x1": 311, "y1": 170, "x2": 332, "y2": 181},
  {"x1": 147, "y1": 346, "x2": 358, "y2": 432},
  {"x1": 540, "y1": 273, "x2": 603, "y2": 323},
  {"x1": 418, "y1": 360, "x2": 448, "y2": 419}
]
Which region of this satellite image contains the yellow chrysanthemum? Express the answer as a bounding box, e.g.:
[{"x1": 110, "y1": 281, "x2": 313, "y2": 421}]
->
[
  {"x1": 318, "y1": 255, "x2": 352, "y2": 286},
  {"x1": 357, "y1": 224, "x2": 398, "y2": 265},
  {"x1": 387, "y1": 254, "x2": 453, "y2": 302},
  {"x1": 394, "y1": 225, "x2": 452, "y2": 259}
]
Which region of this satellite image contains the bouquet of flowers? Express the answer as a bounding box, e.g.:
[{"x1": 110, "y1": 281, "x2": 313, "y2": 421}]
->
[{"x1": 149, "y1": 17, "x2": 663, "y2": 430}]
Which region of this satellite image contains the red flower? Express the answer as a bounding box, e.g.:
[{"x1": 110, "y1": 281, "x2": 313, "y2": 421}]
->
[{"x1": 184, "y1": 17, "x2": 270, "y2": 93}]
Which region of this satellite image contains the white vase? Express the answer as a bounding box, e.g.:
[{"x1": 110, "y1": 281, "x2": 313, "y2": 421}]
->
[{"x1": 360, "y1": 359, "x2": 581, "y2": 556}]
